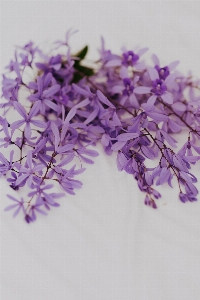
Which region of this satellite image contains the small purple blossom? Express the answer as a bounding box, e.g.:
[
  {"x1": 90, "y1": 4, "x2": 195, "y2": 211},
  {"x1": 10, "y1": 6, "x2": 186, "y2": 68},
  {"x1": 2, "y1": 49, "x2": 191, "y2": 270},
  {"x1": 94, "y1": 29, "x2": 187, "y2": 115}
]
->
[
  {"x1": 4, "y1": 195, "x2": 25, "y2": 218},
  {"x1": 11, "y1": 101, "x2": 46, "y2": 138}
]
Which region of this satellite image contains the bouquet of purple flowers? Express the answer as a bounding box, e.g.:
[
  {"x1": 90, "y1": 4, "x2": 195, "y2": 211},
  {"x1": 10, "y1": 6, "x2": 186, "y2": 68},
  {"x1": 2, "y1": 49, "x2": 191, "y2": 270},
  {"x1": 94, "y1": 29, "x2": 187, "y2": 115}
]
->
[{"x1": 1, "y1": 30, "x2": 200, "y2": 223}]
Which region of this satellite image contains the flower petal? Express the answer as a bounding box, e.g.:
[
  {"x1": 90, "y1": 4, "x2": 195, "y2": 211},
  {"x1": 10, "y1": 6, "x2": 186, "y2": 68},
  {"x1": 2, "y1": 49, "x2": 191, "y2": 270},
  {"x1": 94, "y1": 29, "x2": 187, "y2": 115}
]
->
[
  {"x1": 13, "y1": 102, "x2": 27, "y2": 119},
  {"x1": 148, "y1": 67, "x2": 159, "y2": 81},
  {"x1": 134, "y1": 86, "x2": 151, "y2": 94},
  {"x1": 161, "y1": 92, "x2": 173, "y2": 104}
]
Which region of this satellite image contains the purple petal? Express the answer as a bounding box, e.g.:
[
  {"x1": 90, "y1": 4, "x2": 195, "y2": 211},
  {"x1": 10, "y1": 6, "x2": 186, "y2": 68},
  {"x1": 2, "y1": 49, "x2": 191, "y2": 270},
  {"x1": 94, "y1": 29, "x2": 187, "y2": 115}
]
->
[
  {"x1": 141, "y1": 146, "x2": 155, "y2": 159},
  {"x1": 165, "y1": 74, "x2": 176, "y2": 89},
  {"x1": 129, "y1": 93, "x2": 139, "y2": 108},
  {"x1": 137, "y1": 47, "x2": 148, "y2": 56},
  {"x1": 152, "y1": 54, "x2": 160, "y2": 66},
  {"x1": 111, "y1": 141, "x2": 126, "y2": 151},
  {"x1": 117, "y1": 132, "x2": 139, "y2": 142},
  {"x1": 27, "y1": 175, "x2": 33, "y2": 187},
  {"x1": 43, "y1": 84, "x2": 60, "y2": 98},
  {"x1": 172, "y1": 102, "x2": 186, "y2": 112},
  {"x1": 27, "y1": 150, "x2": 33, "y2": 169},
  {"x1": 44, "y1": 73, "x2": 52, "y2": 87},
  {"x1": 58, "y1": 144, "x2": 74, "y2": 153},
  {"x1": 61, "y1": 120, "x2": 69, "y2": 142},
  {"x1": 145, "y1": 172, "x2": 152, "y2": 185},
  {"x1": 4, "y1": 204, "x2": 18, "y2": 211},
  {"x1": 41, "y1": 184, "x2": 54, "y2": 191},
  {"x1": 43, "y1": 99, "x2": 58, "y2": 111},
  {"x1": 80, "y1": 148, "x2": 99, "y2": 157},
  {"x1": 192, "y1": 144, "x2": 200, "y2": 155},
  {"x1": 105, "y1": 59, "x2": 121, "y2": 67},
  {"x1": 13, "y1": 205, "x2": 23, "y2": 218},
  {"x1": 97, "y1": 90, "x2": 115, "y2": 108},
  {"x1": 72, "y1": 84, "x2": 93, "y2": 97},
  {"x1": 147, "y1": 111, "x2": 168, "y2": 122},
  {"x1": 101, "y1": 134, "x2": 110, "y2": 147},
  {"x1": 0, "y1": 153, "x2": 9, "y2": 165},
  {"x1": 161, "y1": 93, "x2": 173, "y2": 104},
  {"x1": 168, "y1": 60, "x2": 179, "y2": 71},
  {"x1": 160, "y1": 130, "x2": 177, "y2": 147},
  {"x1": 51, "y1": 122, "x2": 60, "y2": 150},
  {"x1": 33, "y1": 164, "x2": 45, "y2": 172},
  {"x1": 159, "y1": 167, "x2": 171, "y2": 184},
  {"x1": 173, "y1": 155, "x2": 188, "y2": 172},
  {"x1": 7, "y1": 195, "x2": 20, "y2": 202},
  {"x1": 148, "y1": 67, "x2": 159, "y2": 81},
  {"x1": 13, "y1": 102, "x2": 27, "y2": 119},
  {"x1": 168, "y1": 119, "x2": 181, "y2": 133},
  {"x1": 65, "y1": 108, "x2": 76, "y2": 122},
  {"x1": 78, "y1": 154, "x2": 94, "y2": 164},
  {"x1": 182, "y1": 156, "x2": 200, "y2": 163},
  {"x1": 147, "y1": 95, "x2": 157, "y2": 106},
  {"x1": 84, "y1": 108, "x2": 98, "y2": 125},
  {"x1": 59, "y1": 153, "x2": 75, "y2": 167},
  {"x1": 10, "y1": 120, "x2": 25, "y2": 131},
  {"x1": 74, "y1": 98, "x2": 90, "y2": 109},
  {"x1": 15, "y1": 174, "x2": 29, "y2": 186},
  {"x1": 28, "y1": 101, "x2": 41, "y2": 118},
  {"x1": 117, "y1": 152, "x2": 129, "y2": 171},
  {"x1": 30, "y1": 120, "x2": 47, "y2": 128},
  {"x1": 24, "y1": 122, "x2": 31, "y2": 139},
  {"x1": 34, "y1": 206, "x2": 48, "y2": 216},
  {"x1": 2, "y1": 119, "x2": 9, "y2": 137},
  {"x1": 112, "y1": 112, "x2": 122, "y2": 126},
  {"x1": 37, "y1": 76, "x2": 43, "y2": 96},
  {"x1": 134, "y1": 86, "x2": 151, "y2": 94}
]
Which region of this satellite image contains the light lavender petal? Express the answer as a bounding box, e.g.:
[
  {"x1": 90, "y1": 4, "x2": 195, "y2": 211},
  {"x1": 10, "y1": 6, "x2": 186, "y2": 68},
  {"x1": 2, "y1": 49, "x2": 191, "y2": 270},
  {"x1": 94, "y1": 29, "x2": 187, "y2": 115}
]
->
[
  {"x1": 148, "y1": 67, "x2": 159, "y2": 81},
  {"x1": 161, "y1": 92, "x2": 173, "y2": 104},
  {"x1": 134, "y1": 86, "x2": 151, "y2": 94}
]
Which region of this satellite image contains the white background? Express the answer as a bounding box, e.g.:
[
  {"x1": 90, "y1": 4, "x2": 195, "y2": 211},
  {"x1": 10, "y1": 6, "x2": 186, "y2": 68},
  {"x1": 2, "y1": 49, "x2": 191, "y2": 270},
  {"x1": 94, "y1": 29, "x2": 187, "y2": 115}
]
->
[{"x1": 1, "y1": 1, "x2": 200, "y2": 300}]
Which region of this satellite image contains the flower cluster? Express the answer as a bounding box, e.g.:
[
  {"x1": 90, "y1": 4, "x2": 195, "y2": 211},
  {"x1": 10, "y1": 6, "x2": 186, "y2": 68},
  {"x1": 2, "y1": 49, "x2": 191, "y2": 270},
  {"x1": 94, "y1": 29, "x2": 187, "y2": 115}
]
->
[{"x1": 1, "y1": 30, "x2": 200, "y2": 223}]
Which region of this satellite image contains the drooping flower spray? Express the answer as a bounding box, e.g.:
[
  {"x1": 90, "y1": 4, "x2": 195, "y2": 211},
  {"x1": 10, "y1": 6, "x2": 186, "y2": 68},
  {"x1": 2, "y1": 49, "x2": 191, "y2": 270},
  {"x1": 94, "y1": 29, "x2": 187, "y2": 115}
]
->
[{"x1": 1, "y1": 30, "x2": 200, "y2": 223}]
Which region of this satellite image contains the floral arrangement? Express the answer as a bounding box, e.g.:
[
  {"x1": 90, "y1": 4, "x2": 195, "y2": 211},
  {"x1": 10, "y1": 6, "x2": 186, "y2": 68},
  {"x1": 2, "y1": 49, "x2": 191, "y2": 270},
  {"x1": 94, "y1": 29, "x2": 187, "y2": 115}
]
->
[{"x1": 1, "y1": 30, "x2": 200, "y2": 223}]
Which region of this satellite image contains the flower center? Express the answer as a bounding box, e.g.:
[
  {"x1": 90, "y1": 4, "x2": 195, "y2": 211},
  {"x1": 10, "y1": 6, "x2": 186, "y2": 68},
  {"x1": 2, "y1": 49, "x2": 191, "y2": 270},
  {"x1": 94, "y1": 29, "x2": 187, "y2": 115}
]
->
[
  {"x1": 123, "y1": 78, "x2": 134, "y2": 96},
  {"x1": 122, "y1": 51, "x2": 139, "y2": 66},
  {"x1": 151, "y1": 79, "x2": 167, "y2": 96},
  {"x1": 155, "y1": 65, "x2": 169, "y2": 80}
]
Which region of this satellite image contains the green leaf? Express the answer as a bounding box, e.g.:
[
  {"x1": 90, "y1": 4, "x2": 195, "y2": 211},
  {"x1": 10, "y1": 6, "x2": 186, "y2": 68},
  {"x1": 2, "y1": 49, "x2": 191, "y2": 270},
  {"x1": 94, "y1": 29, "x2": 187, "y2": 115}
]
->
[
  {"x1": 71, "y1": 45, "x2": 94, "y2": 83},
  {"x1": 74, "y1": 45, "x2": 88, "y2": 62},
  {"x1": 72, "y1": 66, "x2": 94, "y2": 83}
]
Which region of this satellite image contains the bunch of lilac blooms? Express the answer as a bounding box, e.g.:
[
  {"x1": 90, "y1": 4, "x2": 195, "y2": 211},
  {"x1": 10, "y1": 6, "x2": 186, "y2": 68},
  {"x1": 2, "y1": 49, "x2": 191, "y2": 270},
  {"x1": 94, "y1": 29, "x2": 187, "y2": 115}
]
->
[{"x1": 1, "y1": 30, "x2": 200, "y2": 223}]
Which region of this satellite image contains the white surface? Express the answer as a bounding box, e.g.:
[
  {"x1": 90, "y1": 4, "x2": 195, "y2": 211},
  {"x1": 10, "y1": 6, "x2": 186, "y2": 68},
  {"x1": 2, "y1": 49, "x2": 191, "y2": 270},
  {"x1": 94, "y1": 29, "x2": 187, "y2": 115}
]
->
[{"x1": 1, "y1": 1, "x2": 200, "y2": 300}]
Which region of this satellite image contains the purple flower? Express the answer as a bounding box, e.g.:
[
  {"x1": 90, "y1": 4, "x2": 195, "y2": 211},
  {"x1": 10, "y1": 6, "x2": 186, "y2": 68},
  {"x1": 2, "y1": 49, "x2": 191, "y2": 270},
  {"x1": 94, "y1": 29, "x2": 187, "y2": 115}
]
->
[
  {"x1": 10, "y1": 101, "x2": 46, "y2": 138},
  {"x1": 111, "y1": 72, "x2": 140, "y2": 108},
  {"x1": 28, "y1": 73, "x2": 60, "y2": 113},
  {"x1": 28, "y1": 184, "x2": 63, "y2": 210},
  {"x1": 26, "y1": 203, "x2": 47, "y2": 222},
  {"x1": 122, "y1": 48, "x2": 148, "y2": 69},
  {"x1": 15, "y1": 150, "x2": 44, "y2": 188},
  {"x1": 58, "y1": 173, "x2": 83, "y2": 195},
  {"x1": 134, "y1": 67, "x2": 175, "y2": 105},
  {"x1": 0, "y1": 119, "x2": 13, "y2": 148},
  {"x1": 152, "y1": 54, "x2": 179, "y2": 80},
  {"x1": 144, "y1": 194, "x2": 157, "y2": 209},
  {"x1": 51, "y1": 121, "x2": 74, "y2": 154},
  {"x1": 122, "y1": 50, "x2": 139, "y2": 66},
  {"x1": 7, "y1": 172, "x2": 19, "y2": 190},
  {"x1": 32, "y1": 137, "x2": 53, "y2": 165},
  {"x1": 4, "y1": 195, "x2": 25, "y2": 218},
  {"x1": 0, "y1": 151, "x2": 14, "y2": 175}
]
